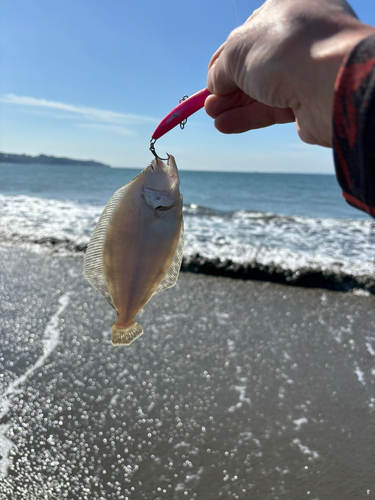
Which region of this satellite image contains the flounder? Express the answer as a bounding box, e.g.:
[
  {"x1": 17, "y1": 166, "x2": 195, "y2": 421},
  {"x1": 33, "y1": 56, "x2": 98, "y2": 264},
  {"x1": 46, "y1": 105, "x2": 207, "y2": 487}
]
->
[{"x1": 84, "y1": 155, "x2": 184, "y2": 346}]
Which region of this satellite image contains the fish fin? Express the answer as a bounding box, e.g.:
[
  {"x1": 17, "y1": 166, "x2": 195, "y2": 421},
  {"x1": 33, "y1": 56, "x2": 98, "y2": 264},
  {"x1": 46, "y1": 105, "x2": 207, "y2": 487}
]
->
[
  {"x1": 152, "y1": 217, "x2": 185, "y2": 298},
  {"x1": 111, "y1": 322, "x2": 143, "y2": 346},
  {"x1": 83, "y1": 182, "x2": 134, "y2": 308},
  {"x1": 83, "y1": 167, "x2": 149, "y2": 307}
]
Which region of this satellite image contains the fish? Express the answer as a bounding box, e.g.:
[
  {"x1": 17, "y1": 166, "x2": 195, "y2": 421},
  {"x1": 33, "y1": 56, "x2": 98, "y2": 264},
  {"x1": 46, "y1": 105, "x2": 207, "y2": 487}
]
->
[{"x1": 84, "y1": 154, "x2": 184, "y2": 346}]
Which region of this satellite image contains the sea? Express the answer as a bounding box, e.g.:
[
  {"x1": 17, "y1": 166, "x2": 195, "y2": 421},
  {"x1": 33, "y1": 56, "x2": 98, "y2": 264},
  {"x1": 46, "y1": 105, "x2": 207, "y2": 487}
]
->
[
  {"x1": 1, "y1": 163, "x2": 375, "y2": 499},
  {"x1": 0, "y1": 162, "x2": 374, "y2": 292}
]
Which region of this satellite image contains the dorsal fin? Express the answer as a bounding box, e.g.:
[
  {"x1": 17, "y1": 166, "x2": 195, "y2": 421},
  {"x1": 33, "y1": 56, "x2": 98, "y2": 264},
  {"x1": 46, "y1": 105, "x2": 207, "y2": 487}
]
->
[{"x1": 83, "y1": 168, "x2": 147, "y2": 307}]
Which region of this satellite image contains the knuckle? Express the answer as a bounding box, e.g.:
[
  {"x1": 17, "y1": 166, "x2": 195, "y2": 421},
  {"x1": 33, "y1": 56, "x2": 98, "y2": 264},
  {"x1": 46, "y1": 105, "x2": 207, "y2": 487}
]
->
[{"x1": 226, "y1": 25, "x2": 246, "y2": 46}]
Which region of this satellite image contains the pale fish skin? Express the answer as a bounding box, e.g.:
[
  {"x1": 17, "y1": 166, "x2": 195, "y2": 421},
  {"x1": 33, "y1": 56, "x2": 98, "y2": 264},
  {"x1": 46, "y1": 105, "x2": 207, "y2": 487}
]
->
[{"x1": 84, "y1": 155, "x2": 184, "y2": 346}]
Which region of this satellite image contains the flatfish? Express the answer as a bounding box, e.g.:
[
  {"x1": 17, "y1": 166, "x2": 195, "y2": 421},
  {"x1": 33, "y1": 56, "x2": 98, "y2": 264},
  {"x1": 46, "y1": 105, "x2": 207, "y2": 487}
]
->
[{"x1": 84, "y1": 155, "x2": 184, "y2": 346}]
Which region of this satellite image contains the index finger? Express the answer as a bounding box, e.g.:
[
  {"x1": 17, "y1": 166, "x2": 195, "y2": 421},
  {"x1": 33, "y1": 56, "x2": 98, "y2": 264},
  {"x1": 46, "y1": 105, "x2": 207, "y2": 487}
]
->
[
  {"x1": 208, "y1": 42, "x2": 226, "y2": 70},
  {"x1": 207, "y1": 44, "x2": 239, "y2": 95}
]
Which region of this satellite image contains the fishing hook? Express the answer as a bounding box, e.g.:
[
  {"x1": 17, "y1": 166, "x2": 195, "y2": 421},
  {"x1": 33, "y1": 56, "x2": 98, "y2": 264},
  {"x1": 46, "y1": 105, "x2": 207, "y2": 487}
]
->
[
  {"x1": 179, "y1": 95, "x2": 189, "y2": 129},
  {"x1": 149, "y1": 91, "x2": 205, "y2": 161},
  {"x1": 149, "y1": 138, "x2": 169, "y2": 162},
  {"x1": 151, "y1": 89, "x2": 210, "y2": 141}
]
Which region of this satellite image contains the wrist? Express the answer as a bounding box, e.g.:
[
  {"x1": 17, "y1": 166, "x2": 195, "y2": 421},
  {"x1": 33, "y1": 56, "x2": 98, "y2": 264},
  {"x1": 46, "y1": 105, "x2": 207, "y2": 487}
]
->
[
  {"x1": 310, "y1": 24, "x2": 375, "y2": 146},
  {"x1": 332, "y1": 32, "x2": 375, "y2": 216}
]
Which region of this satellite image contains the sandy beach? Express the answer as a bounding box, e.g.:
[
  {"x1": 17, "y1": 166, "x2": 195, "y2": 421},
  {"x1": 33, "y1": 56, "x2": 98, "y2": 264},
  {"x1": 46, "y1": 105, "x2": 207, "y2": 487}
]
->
[{"x1": 0, "y1": 246, "x2": 375, "y2": 499}]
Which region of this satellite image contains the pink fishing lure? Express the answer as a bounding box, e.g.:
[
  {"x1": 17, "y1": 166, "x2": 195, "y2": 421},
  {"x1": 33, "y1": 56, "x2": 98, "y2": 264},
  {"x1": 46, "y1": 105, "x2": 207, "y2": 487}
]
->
[{"x1": 151, "y1": 88, "x2": 211, "y2": 140}]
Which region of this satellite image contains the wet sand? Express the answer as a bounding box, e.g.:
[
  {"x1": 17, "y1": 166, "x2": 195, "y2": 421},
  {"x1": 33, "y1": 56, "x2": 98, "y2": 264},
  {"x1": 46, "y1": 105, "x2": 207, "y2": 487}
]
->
[{"x1": 0, "y1": 246, "x2": 374, "y2": 499}]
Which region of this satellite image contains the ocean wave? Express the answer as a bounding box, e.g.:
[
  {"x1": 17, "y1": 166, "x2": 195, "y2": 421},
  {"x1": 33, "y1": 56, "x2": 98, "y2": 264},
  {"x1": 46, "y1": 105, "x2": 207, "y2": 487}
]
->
[
  {"x1": 0, "y1": 194, "x2": 99, "y2": 245},
  {"x1": 183, "y1": 204, "x2": 278, "y2": 220},
  {"x1": 1, "y1": 233, "x2": 373, "y2": 293},
  {"x1": 0, "y1": 195, "x2": 374, "y2": 292}
]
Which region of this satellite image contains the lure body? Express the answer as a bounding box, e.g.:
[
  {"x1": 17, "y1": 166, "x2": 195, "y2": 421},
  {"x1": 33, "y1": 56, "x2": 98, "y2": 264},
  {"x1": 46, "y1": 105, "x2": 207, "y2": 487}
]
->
[{"x1": 151, "y1": 88, "x2": 211, "y2": 140}]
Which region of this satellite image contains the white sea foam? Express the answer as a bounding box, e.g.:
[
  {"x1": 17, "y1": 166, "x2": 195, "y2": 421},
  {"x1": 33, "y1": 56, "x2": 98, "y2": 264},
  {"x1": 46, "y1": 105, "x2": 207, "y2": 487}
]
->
[
  {"x1": 0, "y1": 293, "x2": 71, "y2": 478},
  {"x1": 292, "y1": 438, "x2": 319, "y2": 460},
  {"x1": 173, "y1": 441, "x2": 190, "y2": 449},
  {"x1": 365, "y1": 337, "x2": 375, "y2": 357},
  {"x1": 352, "y1": 289, "x2": 371, "y2": 296},
  {"x1": 293, "y1": 417, "x2": 308, "y2": 430},
  {"x1": 109, "y1": 394, "x2": 119, "y2": 406},
  {"x1": 183, "y1": 206, "x2": 375, "y2": 277},
  {"x1": 228, "y1": 385, "x2": 251, "y2": 413},
  {"x1": 0, "y1": 194, "x2": 100, "y2": 246},
  {"x1": 0, "y1": 194, "x2": 374, "y2": 279},
  {"x1": 354, "y1": 363, "x2": 366, "y2": 386}
]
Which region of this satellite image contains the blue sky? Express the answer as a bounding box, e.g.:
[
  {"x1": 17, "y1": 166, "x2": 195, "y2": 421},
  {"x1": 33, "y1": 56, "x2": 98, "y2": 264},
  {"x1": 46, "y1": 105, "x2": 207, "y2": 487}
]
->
[{"x1": 1, "y1": 0, "x2": 374, "y2": 172}]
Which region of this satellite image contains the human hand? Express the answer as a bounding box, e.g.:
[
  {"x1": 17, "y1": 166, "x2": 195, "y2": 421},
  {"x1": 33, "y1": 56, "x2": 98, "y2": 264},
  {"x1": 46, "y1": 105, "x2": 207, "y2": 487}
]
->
[{"x1": 205, "y1": 0, "x2": 375, "y2": 147}]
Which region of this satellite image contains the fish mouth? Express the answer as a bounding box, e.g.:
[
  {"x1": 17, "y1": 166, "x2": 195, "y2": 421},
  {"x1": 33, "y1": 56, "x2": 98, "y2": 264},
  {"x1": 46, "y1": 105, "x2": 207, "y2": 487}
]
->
[
  {"x1": 165, "y1": 154, "x2": 177, "y2": 177},
  {"x1": 153, "y1": 154, "x2": 178, "y2": 179}
]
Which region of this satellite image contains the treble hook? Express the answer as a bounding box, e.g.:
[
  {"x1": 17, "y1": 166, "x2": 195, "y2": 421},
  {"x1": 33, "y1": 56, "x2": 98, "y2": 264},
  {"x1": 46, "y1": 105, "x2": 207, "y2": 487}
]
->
[
  {"x1": 149, "y1": 138, "x2": 169, "y2": 162},
  {"x1": 179, "y1": 95, "x2": 189, "y2": 129}
]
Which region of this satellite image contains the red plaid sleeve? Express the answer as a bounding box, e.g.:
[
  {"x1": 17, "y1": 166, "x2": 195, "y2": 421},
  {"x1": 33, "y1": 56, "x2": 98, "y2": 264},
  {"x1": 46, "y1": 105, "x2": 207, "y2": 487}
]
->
[{"x1": 333, "y1": 34, "x2": 375, "y2": 217}]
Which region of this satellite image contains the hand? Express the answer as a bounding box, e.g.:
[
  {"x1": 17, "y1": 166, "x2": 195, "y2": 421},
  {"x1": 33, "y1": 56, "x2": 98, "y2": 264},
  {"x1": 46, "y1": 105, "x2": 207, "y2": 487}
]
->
[{"x1": 205, "y1": 0, "x2": 375, "y2": 147}]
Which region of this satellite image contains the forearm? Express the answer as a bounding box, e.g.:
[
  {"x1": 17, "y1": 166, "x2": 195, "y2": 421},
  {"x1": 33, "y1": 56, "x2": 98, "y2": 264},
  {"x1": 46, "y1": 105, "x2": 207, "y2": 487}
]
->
[{"x1": 333, "y1": 34, "x2": 375, "y2": 217}]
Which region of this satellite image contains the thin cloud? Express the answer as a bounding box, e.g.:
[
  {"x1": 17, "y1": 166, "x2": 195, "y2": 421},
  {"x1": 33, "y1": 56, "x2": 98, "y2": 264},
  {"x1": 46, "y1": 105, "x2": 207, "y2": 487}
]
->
[
  {"x1": 77, "y1": 123, "x2": 136, "y2": 136},
  {"x1": 0, "y1": 93, "x2": 158, "y2": 125}
]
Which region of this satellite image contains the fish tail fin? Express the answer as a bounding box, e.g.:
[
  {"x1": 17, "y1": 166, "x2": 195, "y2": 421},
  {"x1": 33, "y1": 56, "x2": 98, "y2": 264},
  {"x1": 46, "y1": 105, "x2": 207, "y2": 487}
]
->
[{"x1": 111, "y1": 321, "x2": 143, "y2": 346}]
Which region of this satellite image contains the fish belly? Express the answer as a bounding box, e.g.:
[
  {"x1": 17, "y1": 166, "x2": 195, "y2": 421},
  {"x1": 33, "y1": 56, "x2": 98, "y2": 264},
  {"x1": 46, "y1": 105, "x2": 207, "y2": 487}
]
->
[{"x1": 103, "y1": 183, "x2": 182, "y2": 345}]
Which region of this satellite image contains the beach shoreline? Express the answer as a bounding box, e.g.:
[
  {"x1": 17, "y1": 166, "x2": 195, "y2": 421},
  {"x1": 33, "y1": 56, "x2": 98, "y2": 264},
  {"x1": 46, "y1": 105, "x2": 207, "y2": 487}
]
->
[
  {"x1": 2, "y1": 163, "x2": 374, "y2": 301},
  {"x1": 0, "y1": 246, "x2": 375, "y2": 499},
  {"x1": 1, "y1": 236, "x2": 374, "y2": 295}
]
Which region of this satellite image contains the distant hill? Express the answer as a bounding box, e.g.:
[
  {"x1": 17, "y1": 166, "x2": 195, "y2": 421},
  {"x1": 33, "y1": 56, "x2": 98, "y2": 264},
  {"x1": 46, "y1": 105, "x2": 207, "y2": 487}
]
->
[{"x1": 0, "y1": 152, "x2": 110, "y2": 168}]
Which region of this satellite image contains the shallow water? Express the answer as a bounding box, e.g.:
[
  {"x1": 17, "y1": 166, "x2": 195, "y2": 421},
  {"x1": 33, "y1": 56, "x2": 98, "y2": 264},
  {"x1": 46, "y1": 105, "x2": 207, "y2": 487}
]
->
[
  {"x1": 0, "y1": 248, "x2": 374, "y2": 499},
  {"x1": 0, "y1": 163, "x2": 374, "y2": 289}
]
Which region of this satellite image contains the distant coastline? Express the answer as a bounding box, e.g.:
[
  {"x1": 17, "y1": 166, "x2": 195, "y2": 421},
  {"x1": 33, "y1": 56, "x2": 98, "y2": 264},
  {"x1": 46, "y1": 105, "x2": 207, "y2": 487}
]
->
[{"x1": 0, "y1": 152, "x2": 110, "y2": 168}]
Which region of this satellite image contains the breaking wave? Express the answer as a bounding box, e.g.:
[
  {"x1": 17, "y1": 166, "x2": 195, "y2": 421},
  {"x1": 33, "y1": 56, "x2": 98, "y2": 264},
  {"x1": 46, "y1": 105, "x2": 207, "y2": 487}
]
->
[{"x1": 0, "y1": 195, "x2": 374, "y2": 292}]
